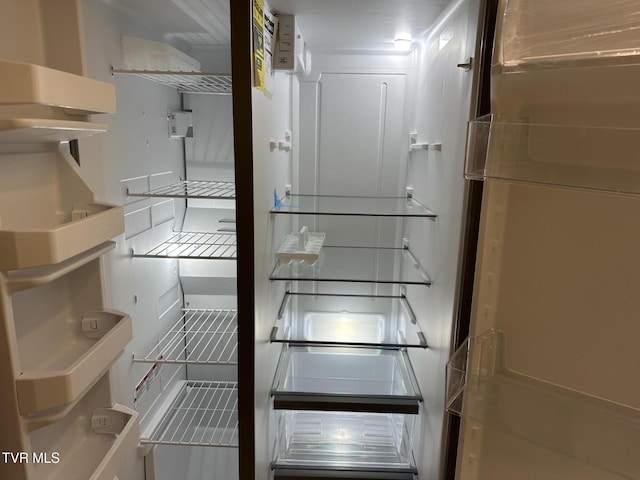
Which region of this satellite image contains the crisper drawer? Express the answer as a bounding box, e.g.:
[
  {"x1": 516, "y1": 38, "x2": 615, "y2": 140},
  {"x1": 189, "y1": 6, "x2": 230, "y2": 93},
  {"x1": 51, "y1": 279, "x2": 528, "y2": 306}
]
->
[
  {"x1": 272, "y1": 410, "x2": 417, "y2": 478},
  {"x1": 271, "y1": 347, "x2": 421, "y2": 414}
]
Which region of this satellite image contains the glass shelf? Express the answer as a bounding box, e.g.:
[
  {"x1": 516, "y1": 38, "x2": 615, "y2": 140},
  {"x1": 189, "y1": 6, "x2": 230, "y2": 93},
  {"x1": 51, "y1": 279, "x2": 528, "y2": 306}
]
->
[
  {"x1": 270, "y1": 246, "x2": 431, "y2": 286},
  {"x1": 466, "y1": 115, "x2": 640, "y2": 195},
  {"x1": 271, "y1": 194, "x2": 437, "y2": 218},
  {"x1": 134, "y1": 309, "x2": 237, "y2": 365},
  {"x1": 131, "y1": 231, "x2": 237, "y2": 259},
  {"x1": 271, "y1": 292, "x2": 427, "y2": 349},
  {"x1": 271, "y1": 346, "x2": 422, "y2": 414},
  {"x1": 140, "y1": 381, "x2": 238, "y2": 447},
  {"x1": 446, "y1": 330, "x2": 640, "y2": 480},
  {"x1": 111, "y1": 69, "x2": 232, "y2": 95},
  {"x1": 127, "y1": 180, "x2": 235, "y2": 199}
]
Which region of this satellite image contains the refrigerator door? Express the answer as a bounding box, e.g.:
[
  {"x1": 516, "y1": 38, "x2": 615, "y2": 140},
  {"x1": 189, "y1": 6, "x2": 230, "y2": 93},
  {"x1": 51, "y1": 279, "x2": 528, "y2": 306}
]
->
[{"x1": 452, "y1": 1, "x2": 640, "y2": 479}]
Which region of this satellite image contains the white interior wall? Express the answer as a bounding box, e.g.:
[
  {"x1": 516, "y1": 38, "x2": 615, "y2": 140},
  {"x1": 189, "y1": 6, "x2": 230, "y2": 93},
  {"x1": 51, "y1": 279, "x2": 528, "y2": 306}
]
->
[
  {"x1": 294, "y1": 53, "x2": 409, "y2": 299},
  {"x1": 181, "y1": 92, "x2": 238, "y2": 308},
  {"x1": 251, "y1": 72, "x2": 294, "y2": 480},
  {"x1": 402, "y1": 0, "x2": 480, "y2": 478}
]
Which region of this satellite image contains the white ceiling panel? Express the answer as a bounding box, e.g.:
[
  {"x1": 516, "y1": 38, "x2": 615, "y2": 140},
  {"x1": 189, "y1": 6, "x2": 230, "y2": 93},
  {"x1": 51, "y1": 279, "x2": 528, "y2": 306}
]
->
[
  {"x1": 106, "y1": 0, "x2": 453, "y2": 52},
  {"x1": 266, "y1": 0, "x2": 454, "y2": 52},
  {"x1": 169, "y1": 0, "x2": 231, "y2": 45}
]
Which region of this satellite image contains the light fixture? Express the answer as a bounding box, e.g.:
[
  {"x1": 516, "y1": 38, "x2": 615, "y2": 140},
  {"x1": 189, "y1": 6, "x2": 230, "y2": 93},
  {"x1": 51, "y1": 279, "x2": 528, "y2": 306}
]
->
[{"x1": 394, "y1": 35, "x2": 413, "y2": 51}]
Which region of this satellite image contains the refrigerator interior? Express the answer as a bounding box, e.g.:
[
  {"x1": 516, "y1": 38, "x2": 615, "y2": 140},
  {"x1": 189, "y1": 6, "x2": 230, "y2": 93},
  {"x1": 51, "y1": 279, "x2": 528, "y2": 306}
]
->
[
  {"x1": 452, "y1": 1, "x2": 640, "y2": 479},
  {"x1": 82, "y1": 0, "x2": 484, "y2": 477},
  {"x1": 0, "y1": 0, "x2": 485, "y2": 478},
  {"x1": 77, "y1": 0, "x2": 239, "y2": 478},
  {"x1": 245, "y1": 0, "x2": 485, "y2": 478}
]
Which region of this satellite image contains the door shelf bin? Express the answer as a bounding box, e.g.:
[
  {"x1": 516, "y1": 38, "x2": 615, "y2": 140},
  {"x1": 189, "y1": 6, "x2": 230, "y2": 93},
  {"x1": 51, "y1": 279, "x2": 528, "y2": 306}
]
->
[
  {"x1": 446, "y1": 330, "x2": 640, "y2": 479},
  {"x1": 0, "y1": 147, "x2": 124, "y2": 270},
  {"x1": 271, "y1": 293, "x2": 427, "y2": 349},
  {"x1": 0, "y1": 202, "x2": 124, "y2": 270},
  {"x1": 26, "y1": 375, "x2": 138, "y2": 480},
  {"x1": 134, "y1": 309, "x2": 237, "y2": 365},
  {"x1": 8, "y1": 251, "x2": 119, "y2": 421},
  {"x1": 16, "y1": 309, "x2": 132, "y2": 415},
  {"x1": 140, "y1": 381, "x2": 239, "y2": 447},
  {"x1": 465, "y1": 115, "x2": 640, "y2": 196},
  {"x1": 0, "y1": 61, "x2": 116, "y2": 115},
  {"x1": 272, "y1": 410, "x2": 418, "y2": 474},
  {"x1": 271, "y1": 347, "x2": 422, "y2": 414}
]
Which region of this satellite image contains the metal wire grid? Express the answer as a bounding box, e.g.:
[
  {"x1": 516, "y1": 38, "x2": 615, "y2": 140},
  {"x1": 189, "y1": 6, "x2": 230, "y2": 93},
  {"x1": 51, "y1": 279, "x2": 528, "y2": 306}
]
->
[
  {"x1": 128, "y1": 180, "x2": 236, "y2": 199},
  {"x1": 132, "y1": 232, "x2": 237, "y2": 259},
  {"x1": 136, "y1": 309, "x2": 237, "y2": 365},
  {"x1": 143, "y1": 381, "x2": 239, "y2": 447},
  {"x1": 112, "y1": 70, "x2": 232, "y2": 95}
]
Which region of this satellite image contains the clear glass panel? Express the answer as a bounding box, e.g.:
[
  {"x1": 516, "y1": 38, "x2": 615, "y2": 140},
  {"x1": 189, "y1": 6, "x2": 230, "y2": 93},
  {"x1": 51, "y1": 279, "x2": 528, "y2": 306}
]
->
[
  {"x1": 271, "y1": 293, "x2": 427, "y2": 349},
  {"x1": 271, "y1": 347, "x2": 421, "y2": 413},
  {"x1": 447, "y1": 330, "x2": 640, "y2": 479},
  {"x1": 496, "y1": 0, "x2": 640, "y2": 71},
  {"x1": 272, "y1": 410, "x2": 417, "y2": 471},
  {"x1": 270, "y1": 247, "x2": 431, "y2": 286},
  {"x1": 271, "y1": 194, "x2": 437, "y2": 217},
  {"x1": 465, "y1": 115, "x2": 640, "y2": 195}
]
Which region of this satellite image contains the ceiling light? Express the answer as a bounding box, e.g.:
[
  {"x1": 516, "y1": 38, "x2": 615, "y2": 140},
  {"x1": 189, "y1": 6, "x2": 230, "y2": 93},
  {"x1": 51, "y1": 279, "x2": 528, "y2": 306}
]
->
[{"x1": 394, "y1": 36, "x2": 413, "y2": 51}]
